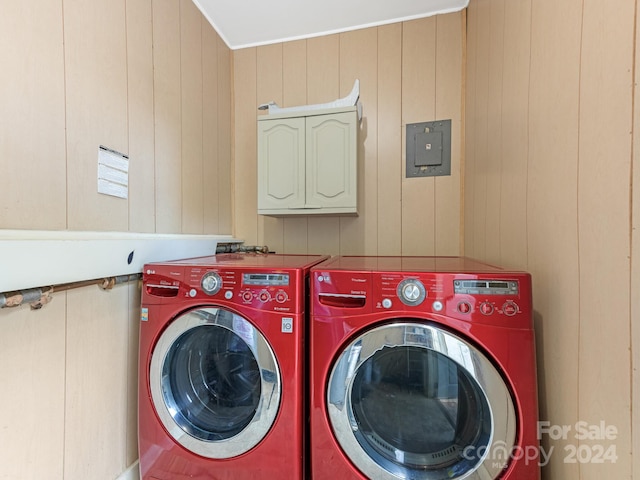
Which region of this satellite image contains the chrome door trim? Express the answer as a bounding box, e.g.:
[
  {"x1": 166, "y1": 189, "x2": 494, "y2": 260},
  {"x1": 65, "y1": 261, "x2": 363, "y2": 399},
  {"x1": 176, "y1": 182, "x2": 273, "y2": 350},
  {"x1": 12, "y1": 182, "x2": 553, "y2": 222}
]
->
[
  {"x1": 327, "y1": 322, "x2": 517, "y2": 480},
  {"x1": 150, "y1": 307, "x2": 281, "y2": 459}
]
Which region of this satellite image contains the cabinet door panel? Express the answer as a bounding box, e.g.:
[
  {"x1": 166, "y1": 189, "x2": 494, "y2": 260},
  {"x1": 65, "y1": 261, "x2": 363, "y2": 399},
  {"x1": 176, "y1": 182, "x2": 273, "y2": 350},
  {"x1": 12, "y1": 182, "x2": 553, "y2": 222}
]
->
[
  {"x1": 258, "y1": 117, "x2": 306, "y2": 210},
  {"x1": 306, "y1": 112, "x2": 357, "y2": 209}
]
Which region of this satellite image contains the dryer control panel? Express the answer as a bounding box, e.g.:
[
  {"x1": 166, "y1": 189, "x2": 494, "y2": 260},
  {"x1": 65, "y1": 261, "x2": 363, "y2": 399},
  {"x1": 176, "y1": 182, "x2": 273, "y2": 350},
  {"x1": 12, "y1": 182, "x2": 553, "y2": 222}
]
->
[
  {"x1": 374, "y1": 272, "x2": 530, "y2": 326},
  {"x1": 312, "y1": 267, "x2": 532, "y2": 329}
]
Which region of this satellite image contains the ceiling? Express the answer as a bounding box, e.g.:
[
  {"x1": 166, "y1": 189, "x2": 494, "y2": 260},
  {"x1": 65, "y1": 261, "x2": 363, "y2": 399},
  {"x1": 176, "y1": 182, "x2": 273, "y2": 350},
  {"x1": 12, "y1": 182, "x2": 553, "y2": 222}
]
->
[{"x1": 192, "y1": 0, "x2": 469, "y2": 50}]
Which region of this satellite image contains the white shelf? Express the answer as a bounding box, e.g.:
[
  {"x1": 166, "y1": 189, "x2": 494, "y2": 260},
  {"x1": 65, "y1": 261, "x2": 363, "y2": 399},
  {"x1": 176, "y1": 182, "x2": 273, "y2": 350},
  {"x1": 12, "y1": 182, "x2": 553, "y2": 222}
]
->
[{"x1": 0, "y1": 230, "x2": 240, "y2": 292}]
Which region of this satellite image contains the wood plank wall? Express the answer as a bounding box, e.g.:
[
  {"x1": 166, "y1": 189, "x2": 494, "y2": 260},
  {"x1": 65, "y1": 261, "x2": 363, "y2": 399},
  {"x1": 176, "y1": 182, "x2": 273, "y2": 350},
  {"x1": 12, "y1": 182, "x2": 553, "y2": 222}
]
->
[
  {"x1": 0, "y1": 0, "x2": 232, "y2": 478},
  {"x1": 232, "y1": 12, "x2": 465, "y2": 256},
  {"x1": 633, "y1": 5, "x2": 640, "y2": 474},
  {"x1": 466, "y1": 0, "x2": 636, "y2": 478}
]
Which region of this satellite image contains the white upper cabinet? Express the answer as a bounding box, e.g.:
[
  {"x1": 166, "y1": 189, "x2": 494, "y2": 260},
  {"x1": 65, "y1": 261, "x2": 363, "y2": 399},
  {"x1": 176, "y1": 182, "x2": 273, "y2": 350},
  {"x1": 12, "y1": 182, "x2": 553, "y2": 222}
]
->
[{"x1": 257, "y1": 106, "x2": 358, "y2": 216}]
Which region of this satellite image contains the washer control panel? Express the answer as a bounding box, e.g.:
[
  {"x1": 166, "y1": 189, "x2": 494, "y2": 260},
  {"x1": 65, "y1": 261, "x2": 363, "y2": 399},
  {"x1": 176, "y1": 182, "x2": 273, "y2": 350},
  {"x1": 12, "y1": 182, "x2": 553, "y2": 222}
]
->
[
  {"x1": 143, "y1": 265, "x2": 300, "y2": 313},
  {"x1": 202, "y1": 269, "x2": 295, "y2": 312}
]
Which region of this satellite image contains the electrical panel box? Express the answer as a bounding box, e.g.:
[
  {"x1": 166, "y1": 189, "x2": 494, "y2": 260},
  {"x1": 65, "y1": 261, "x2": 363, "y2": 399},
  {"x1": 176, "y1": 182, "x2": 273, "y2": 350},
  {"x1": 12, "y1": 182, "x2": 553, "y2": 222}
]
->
[{"x1": 406, "y1": 119, "x2": 451, "y2": 178}]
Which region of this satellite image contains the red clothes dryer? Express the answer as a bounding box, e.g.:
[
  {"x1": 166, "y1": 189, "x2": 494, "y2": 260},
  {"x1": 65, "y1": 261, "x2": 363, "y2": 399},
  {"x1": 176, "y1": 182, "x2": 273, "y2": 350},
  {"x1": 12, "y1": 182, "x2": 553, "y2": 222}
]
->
[
  {"x1": 139, "y1": 253, "x2": 327, "y2": 480},
  {"x1": 310, "y1": 256, "x2": 540, "y2": 480}
]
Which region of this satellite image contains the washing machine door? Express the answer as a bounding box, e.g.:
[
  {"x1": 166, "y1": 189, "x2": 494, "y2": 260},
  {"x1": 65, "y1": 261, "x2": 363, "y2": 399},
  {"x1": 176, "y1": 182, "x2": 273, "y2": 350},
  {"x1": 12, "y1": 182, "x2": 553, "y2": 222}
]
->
[
  {"x1": 150, "y1": 307, "x2": 281, "y2": 459},
  {"x1": 327, "y1": 322, "x2": 516, "y2": 480}
]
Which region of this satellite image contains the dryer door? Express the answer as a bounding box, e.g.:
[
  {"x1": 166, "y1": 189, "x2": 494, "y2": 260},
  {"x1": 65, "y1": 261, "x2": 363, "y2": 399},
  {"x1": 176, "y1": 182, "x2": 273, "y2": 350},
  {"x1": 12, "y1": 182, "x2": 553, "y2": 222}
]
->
[
  {"x1": 327, "y1": 322, "x2": 516, "y2": 480},
  {"x1": 150, "y1": 307, "x2": 281, "y2": 459}
]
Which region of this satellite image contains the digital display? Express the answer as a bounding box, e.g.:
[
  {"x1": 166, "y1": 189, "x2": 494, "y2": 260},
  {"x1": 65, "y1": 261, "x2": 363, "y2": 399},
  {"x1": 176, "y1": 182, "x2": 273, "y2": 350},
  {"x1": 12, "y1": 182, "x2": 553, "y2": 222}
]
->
[
  {"x1": 243, "y1": 273, "x2": 289, "y2": 286},
  {"x1": 454, "y1": 280, "x2": 518, "y2": 295}
]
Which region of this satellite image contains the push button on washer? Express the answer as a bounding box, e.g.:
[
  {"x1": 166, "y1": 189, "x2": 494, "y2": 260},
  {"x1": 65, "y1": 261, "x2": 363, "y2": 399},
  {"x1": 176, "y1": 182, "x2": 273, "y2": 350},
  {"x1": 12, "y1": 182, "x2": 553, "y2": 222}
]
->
[
  {"x1": 241, "y1": 291, "x2": 253, "y2": 302},
  {"x1": 457, "y1": 301, "x2": 471, "y2": 314},
  {"x1": 479, "y1": 302, "x2": 494, "y2": 315},
  {"x1": 503, "y1": 301, "x2": 519, "y2": 316},
  {"x1": 259, "y1": 290, "x2": 271, "y2": 302}
]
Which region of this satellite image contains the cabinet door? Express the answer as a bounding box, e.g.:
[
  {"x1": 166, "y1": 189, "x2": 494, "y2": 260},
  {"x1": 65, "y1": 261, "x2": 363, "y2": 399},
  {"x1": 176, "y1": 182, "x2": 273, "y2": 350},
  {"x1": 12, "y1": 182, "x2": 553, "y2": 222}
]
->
[
  {"x1": 258, "y1": 117, "x2": 306, "y2": 210},
  {"x1": 305, "y1": 111, "x2": 357, "y2": 210}
]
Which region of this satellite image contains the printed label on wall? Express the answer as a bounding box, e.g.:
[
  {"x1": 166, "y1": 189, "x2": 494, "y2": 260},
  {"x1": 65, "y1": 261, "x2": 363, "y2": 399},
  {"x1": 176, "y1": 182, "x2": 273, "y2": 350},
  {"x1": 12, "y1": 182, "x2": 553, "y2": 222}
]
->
[{"x1": 98, "y1": 146, "x2": 129, "y2": 199}]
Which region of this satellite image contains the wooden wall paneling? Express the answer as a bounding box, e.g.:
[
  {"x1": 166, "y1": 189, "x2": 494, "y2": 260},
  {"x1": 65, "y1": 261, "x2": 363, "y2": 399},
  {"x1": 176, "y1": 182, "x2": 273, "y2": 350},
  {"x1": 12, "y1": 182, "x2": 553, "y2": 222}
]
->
[
  {"x1": 434, "y1": 12, "x2": 463, "y2": 256},
  {"x1": 126, "y1": 0, "x2": 155, "y2": 233},
  {"x1": 180, "y1": 0, "x2": 204, "y2": 234},
  {"x1": 577, "y1": 0, "x2": 634, "y2": 476},
  {"x1": 464, "y1": 0, "x2": 478, "y2": 256},
  {"x1": 123, "y1": 0, "x2": 151, "y2": 461},
  {"x1": 282, "y1": 40, "x2": 308, "y2": 106},
  {"x1": 152, "y1": 0, "x2": 182, "y2": 233},
  {"x1": 376, "y1": 24, "x2": 403, "y2": 255},
  {"x1": 126, "y1": 282, "x2": 142, "y2": 466},
  {"x1": 632, "y1": 5, "x2": 640, "y2": 473},
  {"x1": 483, "y1": 1, "x2": 505, "y2": 263},
  {"x1": 282, "y1": 40, "x2": 310, "y2": 253},
  {"x1": 401, "y1": 18, "x2": 437, "y2": 256},
  {"x1": 527, "y1": 0, "x2": 582, "y2": 477},
  {"x1": 256, "y1": 43, "x2": 285, "y2": 253},
  {"x1": 233, "y1": 48, "x2": 259, "y2": 244},
  {"x1": 0, "y1": 1, "x2": 66, "y2": 230},
  {"x1": 0, "y1": 302, "x2": 66, "y2": 480},
  {"x1": 306, "y1": 35, "x2": 341, "y2": 255},
  {"x1": 217, "y1": 37, "x2": 233, "y2": 234},
  {"x1": 306, "y1": 35, "x2": 341, "y2": 105},
  {"x1": 468, "y1": 0, "x2": 490, "y2": 260},
  {"x1": 499, "y1": 0, "x2": 531, "y2": 270},
  {"x1": 338, "y1": 28, "x2": 378, "y2": 256},
  {"x1": 459, "y1": 9, "x2": 466, "y2": 255},
  {"x1": 64, "y1": 0, "x2": 129, "y2": 231},
  {"x1": 64, "y1": 286, "x2": 129, "y2": 479},
  {"x1": 202, "y1": 19, "x2": 220, "y2": 233}
]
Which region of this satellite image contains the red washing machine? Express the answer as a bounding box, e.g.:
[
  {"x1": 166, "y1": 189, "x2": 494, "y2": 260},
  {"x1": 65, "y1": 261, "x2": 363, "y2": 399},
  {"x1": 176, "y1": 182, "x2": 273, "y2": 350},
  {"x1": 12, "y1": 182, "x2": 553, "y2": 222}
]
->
[
  {"x1": 139, "y1": 253, "x2": 327, "y2": 480},
  {"x1": 310, "y1": 256, "x2": 540, "y2": 480}
]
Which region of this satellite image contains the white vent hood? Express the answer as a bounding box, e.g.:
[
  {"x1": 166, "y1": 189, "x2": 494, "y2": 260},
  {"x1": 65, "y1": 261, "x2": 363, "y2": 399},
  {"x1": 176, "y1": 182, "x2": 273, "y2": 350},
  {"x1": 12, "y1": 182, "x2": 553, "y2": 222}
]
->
[{"x1": 193, "y1": 0, "x2": 469, "y2": 50}]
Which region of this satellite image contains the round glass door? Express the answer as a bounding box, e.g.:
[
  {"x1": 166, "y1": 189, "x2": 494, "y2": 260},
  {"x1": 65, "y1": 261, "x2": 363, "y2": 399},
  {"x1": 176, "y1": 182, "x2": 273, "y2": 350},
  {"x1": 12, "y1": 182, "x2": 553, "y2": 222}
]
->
[
  {"x1": 327, "y1": 322, "x2": 516, "y2": 480},
  {"x1": 150, "y1": 307, "x2": 281, "y2": 459}
]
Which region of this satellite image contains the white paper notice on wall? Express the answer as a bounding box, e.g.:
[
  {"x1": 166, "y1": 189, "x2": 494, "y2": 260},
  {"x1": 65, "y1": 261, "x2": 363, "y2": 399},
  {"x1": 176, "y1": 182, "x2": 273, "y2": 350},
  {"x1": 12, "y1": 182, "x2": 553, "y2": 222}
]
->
[{"x1": 98, "y1": 146, "x2": 129, "y2": 199}]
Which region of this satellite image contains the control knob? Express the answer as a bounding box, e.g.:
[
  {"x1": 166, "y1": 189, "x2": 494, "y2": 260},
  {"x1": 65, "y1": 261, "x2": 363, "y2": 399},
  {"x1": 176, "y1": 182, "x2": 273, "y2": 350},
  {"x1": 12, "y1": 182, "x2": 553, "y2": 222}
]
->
[
  {"x1": 201, "y1": 272, "x2": 222, "y2": 295},
  {"x1": 397, "y1": 279, "x2": 426, "y2": 306}
]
